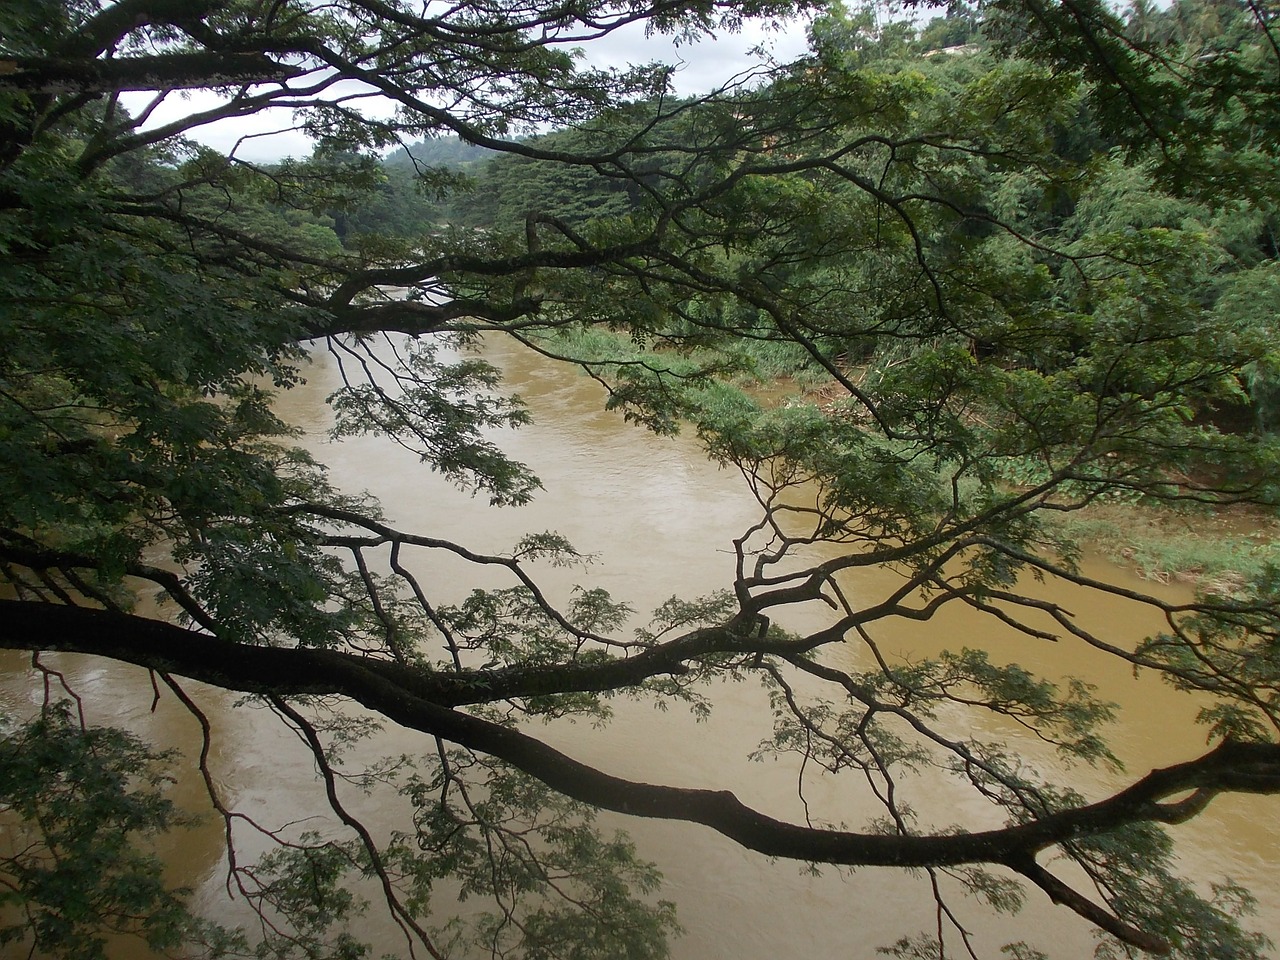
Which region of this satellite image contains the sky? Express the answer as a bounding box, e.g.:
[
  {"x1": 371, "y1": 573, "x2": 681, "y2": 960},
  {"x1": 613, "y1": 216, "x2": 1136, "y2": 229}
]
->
[
  {"x1": 134, "y1": 17, "x2": 815, "y2": 163},
  {"x1": 583, "y1": 16, "x2": 815, "y2": 96}
]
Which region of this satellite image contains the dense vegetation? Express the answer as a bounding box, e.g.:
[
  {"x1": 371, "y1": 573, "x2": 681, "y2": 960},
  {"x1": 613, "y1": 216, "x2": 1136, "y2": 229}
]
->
[
  {"x1": 337, "y1": 0, "x2": 1280, "y2": 437},
  {"x1": 3, "y1": 0, "x2": 1280, "y2": 958}
]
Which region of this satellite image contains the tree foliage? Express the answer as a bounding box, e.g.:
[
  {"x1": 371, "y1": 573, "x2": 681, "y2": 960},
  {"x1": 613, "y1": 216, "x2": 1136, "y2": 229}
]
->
[
  {"x1": 3, "y1": 0, "x2": 1280, "y2": 958},
  {"x1": 0, "y1": 706, "x2": 216, "y2": 959}
]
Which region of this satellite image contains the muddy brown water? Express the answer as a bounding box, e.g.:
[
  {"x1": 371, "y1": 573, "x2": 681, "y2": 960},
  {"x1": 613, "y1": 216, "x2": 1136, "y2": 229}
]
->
[{"x1": 2, "y1": 335, "x2": 1277, "y2": 958}]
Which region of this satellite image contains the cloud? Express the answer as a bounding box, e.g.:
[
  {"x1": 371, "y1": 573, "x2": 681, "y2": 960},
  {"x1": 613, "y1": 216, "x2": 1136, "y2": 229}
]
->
[
  {"x1": 576, "y1": 17, "x2": 814, "y2": 95},
  {"x1": 126, "y1": 16, "x2": 814, "y2": 162},
  {"x1": 187, "y1": 106, "x2": 319, "y2": 162},
  {"x1": 121, "y1": 90, "x2": 318, "y2": 162}
]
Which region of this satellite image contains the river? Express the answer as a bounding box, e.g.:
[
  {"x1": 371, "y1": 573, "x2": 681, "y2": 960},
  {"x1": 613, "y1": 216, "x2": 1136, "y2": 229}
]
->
[{"x1": 2, "y1": 334, "x2": 1277, "y2": 958}]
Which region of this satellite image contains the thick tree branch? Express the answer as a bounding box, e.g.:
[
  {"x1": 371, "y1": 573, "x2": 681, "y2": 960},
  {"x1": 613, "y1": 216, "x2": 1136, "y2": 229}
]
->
[
  {"x1": 0, "y1": 596, "x2": 780, "y2": 706},
  {"x1": 59, "y1": 0, "x2": 223, "y2": 59},
  {"x1": 3, "y1": 600, "x2": 1278, "y2": 899},
  {"x1": 1013, "y1": 856, "x2": 1171, "y2": 954},
  {"x1": 0, "y1": 53, "x2": 306, "y2": 94}
]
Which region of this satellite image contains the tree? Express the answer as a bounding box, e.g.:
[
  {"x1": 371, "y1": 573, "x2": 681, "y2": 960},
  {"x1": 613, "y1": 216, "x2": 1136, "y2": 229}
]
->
[{"x1": 3, "y1": 0, "x2": 1280, "y2": 957}]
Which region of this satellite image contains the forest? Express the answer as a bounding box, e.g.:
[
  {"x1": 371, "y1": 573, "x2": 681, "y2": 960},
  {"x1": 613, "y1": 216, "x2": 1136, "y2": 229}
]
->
[
  {"x1": 3, "y1": 0, "x2": 1280, "y2": 958},
  {"x1": 307, "y1": 0, "x2": 1280, "y2": 435}
]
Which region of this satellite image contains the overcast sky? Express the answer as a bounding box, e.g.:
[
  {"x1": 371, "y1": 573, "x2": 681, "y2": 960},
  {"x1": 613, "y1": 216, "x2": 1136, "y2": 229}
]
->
[
  {"x1": 136, "y1": 18, "x2": 814, "y2": 162},
  {"x1": 585, "y1": 17, "x2": 814, "y2": 96}
]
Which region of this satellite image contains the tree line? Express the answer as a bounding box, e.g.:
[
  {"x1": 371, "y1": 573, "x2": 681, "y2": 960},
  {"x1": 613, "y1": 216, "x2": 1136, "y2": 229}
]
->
[{"x1": 340, "y1": 0, "x2": 1280, "y2": 434}]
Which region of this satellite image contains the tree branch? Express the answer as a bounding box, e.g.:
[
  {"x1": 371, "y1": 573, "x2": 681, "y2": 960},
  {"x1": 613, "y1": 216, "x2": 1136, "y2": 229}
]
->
[
  {"x1": 4, "y1": 599, "x2": 1278, "y2": 910},
  {"x1": 0, "y1": 53, "x2": 306, "y2": 94},
  {"x1": 1013, "y1": 855, "x2": 1172, "y2": 954}
]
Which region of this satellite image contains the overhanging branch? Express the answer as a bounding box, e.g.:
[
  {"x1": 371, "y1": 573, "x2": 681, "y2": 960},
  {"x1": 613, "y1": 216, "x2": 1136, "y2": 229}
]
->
[
  {"x1": 4, "y1": 600, "x2": 1278, "y2": 891},
  {"x1": 0, "y1": 53, "x2": 307, "y2": 94}
]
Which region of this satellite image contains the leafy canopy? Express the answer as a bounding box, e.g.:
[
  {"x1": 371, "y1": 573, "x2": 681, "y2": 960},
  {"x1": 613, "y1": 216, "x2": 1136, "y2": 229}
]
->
[{"x1": 3, "y1": 0, "x2": 1280, "y2": 957}]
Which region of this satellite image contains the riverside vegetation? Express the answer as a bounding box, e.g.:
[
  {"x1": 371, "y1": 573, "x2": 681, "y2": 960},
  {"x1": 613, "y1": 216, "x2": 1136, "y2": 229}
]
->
[{"x1": 4, "y1": 0, "x2": 1280, "y2": 958}]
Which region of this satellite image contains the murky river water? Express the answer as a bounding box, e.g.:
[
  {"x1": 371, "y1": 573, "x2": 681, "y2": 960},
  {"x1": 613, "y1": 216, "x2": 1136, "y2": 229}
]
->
[{"x1": 3, "y1": 335, "x2": 1277, "y2": 958}]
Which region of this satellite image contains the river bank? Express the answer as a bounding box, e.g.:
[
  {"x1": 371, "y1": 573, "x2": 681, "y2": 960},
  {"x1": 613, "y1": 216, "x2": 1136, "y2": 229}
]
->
[
  {"x1": 1051, "y1": 501, "x2": 1280, "y2": 594},
  {"x1": 774, "y1": 361, "x2": 1280, "y2": 593}
]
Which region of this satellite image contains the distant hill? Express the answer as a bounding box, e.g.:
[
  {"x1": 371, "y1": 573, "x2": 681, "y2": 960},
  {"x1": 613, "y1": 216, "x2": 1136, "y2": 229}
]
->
[{"x1": 383, "y1": 136, "x2": 495, "y2": 171}]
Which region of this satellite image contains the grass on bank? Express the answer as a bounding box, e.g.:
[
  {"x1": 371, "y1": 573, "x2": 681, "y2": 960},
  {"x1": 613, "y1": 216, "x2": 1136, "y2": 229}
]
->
[
  {"x1": 1051, "y1": 505, "x2": 1280, "y2": 595},
  {"x1": 534, "y1": 328, "x2": 1280, "y2": 591}
]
